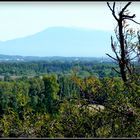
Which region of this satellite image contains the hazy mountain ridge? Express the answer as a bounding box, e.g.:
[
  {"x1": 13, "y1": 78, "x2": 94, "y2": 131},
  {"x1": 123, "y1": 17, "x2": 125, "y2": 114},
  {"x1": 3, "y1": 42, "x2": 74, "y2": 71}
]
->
[{"x1": 0, "y1": 27, "x2": 113, "y2": 57}]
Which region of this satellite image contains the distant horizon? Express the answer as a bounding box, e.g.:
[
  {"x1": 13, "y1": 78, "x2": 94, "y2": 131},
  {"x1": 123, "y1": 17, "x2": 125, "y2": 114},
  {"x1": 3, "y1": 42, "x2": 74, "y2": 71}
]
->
[{"x1": 0, "y1": 53, "x2": 110, "y2": 58}]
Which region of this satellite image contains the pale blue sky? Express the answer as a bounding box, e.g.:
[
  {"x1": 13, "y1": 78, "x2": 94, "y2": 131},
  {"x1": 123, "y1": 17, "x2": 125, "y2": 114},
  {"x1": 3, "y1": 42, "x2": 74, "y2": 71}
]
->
[{"x1": 0, "y1": 2, "x2": 140, "y2": 41}]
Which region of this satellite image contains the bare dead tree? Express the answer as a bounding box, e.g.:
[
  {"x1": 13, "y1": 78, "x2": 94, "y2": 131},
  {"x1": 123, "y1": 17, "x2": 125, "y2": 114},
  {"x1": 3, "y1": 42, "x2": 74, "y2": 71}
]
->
[{"x1": 107, "y1": 2, "x2": 140, "y2": 82}]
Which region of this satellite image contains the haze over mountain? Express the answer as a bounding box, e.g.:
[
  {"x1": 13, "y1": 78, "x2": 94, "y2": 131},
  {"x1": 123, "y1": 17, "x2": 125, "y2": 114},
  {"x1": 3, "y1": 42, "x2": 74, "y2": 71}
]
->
[{"x1": 0, "y1": 27, "x2": 114, "y2": 57}]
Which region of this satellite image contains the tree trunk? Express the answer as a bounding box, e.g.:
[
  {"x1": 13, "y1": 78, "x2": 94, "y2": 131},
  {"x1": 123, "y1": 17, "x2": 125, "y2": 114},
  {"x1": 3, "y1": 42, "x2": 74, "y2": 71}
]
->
[{"x1": 118, "y1": 18, "x2": 127, "y2": 82}]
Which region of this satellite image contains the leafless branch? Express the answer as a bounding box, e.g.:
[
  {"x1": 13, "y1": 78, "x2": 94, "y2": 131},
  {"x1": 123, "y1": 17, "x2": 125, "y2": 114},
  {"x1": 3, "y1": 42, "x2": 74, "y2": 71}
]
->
[
  {"x1": 122, "y1": 14, "x2": 136, "y2": 19},
  {"x1": 113, "y1": 2, "x2": 115, "y2": 12},
  {"x1": 121, "y1": 2, "x2": 132, "y2": 14},
  {"x1": 126, "y1": 18, "x2": 140, "y2": 25},
  {"x1": 130, "y1": 54, "x2": 140, "y2": 61},
  {"x1": 126, "y1": 63, "x2": 132, "y2": 75},
  {"x1": 107, "y1": 2, "x2": 118, "y2": 21},
  {"x1": 106, "y1": 53, "x2": 117, "y2": 61},
  {"x1": 112, "y1": 67, "x2": 120, "y2": 74}
]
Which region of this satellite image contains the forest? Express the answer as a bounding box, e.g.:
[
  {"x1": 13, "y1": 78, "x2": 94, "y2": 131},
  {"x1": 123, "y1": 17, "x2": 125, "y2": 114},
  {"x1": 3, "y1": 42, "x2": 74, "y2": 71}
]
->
[
  {"x1": 0, "y1": 59, "x2": 139, "y2": 138},
  {"x1": 0, "y1": 2, "x2": 140, "y2": 138},
  {"x1": 0, "y1": 59, "x2": 118, "y2": 78}
]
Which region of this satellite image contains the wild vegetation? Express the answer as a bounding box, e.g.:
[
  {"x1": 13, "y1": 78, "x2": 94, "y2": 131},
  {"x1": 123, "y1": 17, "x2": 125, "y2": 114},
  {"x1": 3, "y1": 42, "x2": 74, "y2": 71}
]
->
[
  {"x1": 0, "y1": 2, "x2": 139, "y2": 138},
  {"x1": 0, "y1": 68, "x2": 139, "y2": 138}
]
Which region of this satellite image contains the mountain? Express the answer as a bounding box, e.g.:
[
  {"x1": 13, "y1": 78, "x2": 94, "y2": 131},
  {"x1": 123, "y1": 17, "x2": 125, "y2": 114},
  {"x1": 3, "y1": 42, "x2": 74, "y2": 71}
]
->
[{"x1": 0, "y1": 26, "x2": 114, "y2": 57}]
